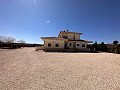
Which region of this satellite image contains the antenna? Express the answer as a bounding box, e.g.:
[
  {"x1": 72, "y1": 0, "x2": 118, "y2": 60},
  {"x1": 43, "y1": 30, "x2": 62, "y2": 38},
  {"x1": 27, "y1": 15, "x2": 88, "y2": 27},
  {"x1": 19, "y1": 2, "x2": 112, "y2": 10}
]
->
[
  {"x1": 61, "y1": 23, "x2": 70, "y2": 31},
  {"x1": 66, "y1": 24, "x2": 70, "y2": 31}
]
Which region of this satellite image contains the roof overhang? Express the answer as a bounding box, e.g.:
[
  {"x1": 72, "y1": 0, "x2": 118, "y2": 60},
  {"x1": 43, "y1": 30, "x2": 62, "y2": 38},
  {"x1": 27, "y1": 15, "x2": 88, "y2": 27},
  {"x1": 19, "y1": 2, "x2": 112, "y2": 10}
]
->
[
  {"x1": 86, "y1": 41, "x2": 93, "y2": 43},
  {"x1": 68, "y1": 40, "x2": 93, "y2": 43},
  {"x1": 41, "y1": 37, "x2": 68, "y2": 41},
  {"x1": 58, "y1": 31, "x2": 83, "y2": 37}
]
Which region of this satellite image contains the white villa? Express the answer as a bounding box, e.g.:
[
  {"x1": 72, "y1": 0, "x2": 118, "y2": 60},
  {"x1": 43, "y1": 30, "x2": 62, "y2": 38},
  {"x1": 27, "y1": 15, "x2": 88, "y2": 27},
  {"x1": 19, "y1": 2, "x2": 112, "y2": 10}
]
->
[{"x1": 41, "y1": 30, "x2": 92, "y2": 52}]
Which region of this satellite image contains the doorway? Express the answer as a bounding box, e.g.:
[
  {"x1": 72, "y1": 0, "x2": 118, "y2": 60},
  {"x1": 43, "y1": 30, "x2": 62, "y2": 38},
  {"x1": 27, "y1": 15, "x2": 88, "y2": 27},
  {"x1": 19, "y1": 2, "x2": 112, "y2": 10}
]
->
[
  {"x1": 64, "y1": 43, "x2": 67, "y2": 49},
  {"x1": 73, "y1": 42, "x2": 76, "y2": 49}
]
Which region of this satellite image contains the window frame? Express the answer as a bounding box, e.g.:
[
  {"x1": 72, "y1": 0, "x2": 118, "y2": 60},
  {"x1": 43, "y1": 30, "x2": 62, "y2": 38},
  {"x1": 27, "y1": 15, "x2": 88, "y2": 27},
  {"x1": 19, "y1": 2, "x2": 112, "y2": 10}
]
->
[
  {"x1": 63, "y1": 36, "x2": 65, "y2": 38},
  {"x1": 82, "y1": 44, "x2": 85, "y2": 47},
  {"x1": 55, "y1": 44, "x2": 59, "y2": 47},
  {"x1": 48, "y1": 43, "x2": 51, "y2": 47},
  {"x1": 65, "y1": 36, "x2": 67, "y2": 39},
  {"x1": 77, "y1": 44, "x2": 79, "y2": 46}
]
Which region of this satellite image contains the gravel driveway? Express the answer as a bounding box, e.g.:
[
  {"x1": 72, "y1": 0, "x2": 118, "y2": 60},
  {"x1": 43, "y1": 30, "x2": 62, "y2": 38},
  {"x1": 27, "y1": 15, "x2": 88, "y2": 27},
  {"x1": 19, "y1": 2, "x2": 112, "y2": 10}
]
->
[{"x1": 0, "y1": 48, "x2": 120, "y2": 90}]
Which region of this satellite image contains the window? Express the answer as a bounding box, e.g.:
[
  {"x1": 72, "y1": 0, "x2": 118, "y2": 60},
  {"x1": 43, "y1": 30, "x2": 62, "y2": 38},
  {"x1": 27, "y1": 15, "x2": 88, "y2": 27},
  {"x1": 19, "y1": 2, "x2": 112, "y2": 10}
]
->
[
  {"x1": 55, "y1": 44, "x2": 59, "y2": 47},
  {"x1": 63, "y1": 36, "x2": 65, "y2": 39},
  {"x1": 65, "y1": 36, "x2": 67, "y2": 39},
  {"x1": 69, "y1": 43, "x2": 72, "y2": 46},
  {"x1": 77, "y1": 44, "x2": 79, "y2": 46},
  {"x1": 82, "y1": 44, "x2": 85, "y2": 47},
  {"x1": 63, "y1": 36, "x2": 67, "y2": 39},
  {"x1": 48, "y1": 43, "x2": 51, "y2": 47}
]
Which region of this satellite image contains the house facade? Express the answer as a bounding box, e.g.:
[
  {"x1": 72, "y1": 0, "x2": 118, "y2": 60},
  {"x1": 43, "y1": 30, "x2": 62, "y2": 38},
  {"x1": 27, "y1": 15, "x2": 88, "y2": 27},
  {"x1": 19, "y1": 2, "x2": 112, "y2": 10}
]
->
[{"x1": 41, "y1": 30, "x2": 92, "y2": 51}]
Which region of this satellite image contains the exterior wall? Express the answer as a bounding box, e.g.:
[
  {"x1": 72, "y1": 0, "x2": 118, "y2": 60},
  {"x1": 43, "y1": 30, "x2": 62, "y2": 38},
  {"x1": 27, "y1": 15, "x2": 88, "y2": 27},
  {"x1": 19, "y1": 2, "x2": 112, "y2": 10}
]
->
[
  {"x1": 59, "y1": 32, "x2": 80, "y2": 40},
  {"x1": 43, "y1": 39, "x2": 88, "y2": 51},
  {"x1": 67, "y1": 41, "x2": 87, "y2": 50},
  {"x1": 75, "y1": 34, "x2": 80, "y2": 40},
  {"x1": 62, "y1": 33, "x2": 68, "y2": 38},
  {"x1": 59, "y1": 33, "x2": 62, "y2": 38},
  {"x1": 68, "y1": 33, "x2": 74, "y2": 40},
  {"x1": 76, "y1": 42, "x2": 87, "y2": 51},
  {"x1": 68, "y1": 41, "x2": 73, "y2": 49},
  {"x1": 44, "y1": 39, "x2": 64, "y2": 51},
  {"x1": 66, "y1": 33, "x2": 80, "y2": 40}
]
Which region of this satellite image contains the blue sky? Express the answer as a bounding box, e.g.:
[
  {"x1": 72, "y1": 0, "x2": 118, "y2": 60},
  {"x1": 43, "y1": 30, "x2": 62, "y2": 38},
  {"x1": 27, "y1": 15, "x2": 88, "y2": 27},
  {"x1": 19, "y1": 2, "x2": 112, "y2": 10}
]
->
[{"x1": 0, "y1": 0, "x2": 120, "y2": 44}]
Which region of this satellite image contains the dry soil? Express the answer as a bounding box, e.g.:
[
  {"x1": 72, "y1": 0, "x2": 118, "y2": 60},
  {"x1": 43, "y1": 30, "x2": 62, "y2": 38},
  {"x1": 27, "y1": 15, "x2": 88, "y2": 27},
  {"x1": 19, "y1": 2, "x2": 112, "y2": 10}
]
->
[{"x1": 0, "y1": 48, "x2": 120, "y2": 90}]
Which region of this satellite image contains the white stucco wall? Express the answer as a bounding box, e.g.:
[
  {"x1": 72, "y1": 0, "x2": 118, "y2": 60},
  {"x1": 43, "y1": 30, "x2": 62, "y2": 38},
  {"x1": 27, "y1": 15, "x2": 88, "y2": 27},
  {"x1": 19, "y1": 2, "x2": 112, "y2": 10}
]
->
[
  {"x1": 67, "y1": 41, "x2": 87, "y2": 49},
  {"x1": 67, "y1": 33, "x2": 80, "y2": 40},
  {"x1": 75, "y1": 34, "x2": 80, "y2": 40},
  {"x1": 44, "y1": 39, "x2": 64, "y2": 48},
  {"x1": 76, "y1": 42, "x2": 87, "y2": 49},
  {"x1": 68, "y1": 41, "x2": 73, "y2": 49},
  {"x1": 62, "y1": 33, "x2": 67, "y2": 37},
  {"x1": 59, "y1": 32, "x2": 80, "y2": 40},
  {"x1": 59, "y1": 33, "x2": 62, "y2": 38},
  {"x1": 68, "y1": 33, "x2": 74, "y2": 40}
]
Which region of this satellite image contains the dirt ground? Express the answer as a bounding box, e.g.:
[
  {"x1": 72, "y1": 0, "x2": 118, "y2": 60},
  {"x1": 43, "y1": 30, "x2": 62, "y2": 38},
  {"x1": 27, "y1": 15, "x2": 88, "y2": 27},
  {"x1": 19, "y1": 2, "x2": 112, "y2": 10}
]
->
[{"x1": 0, "y1": 48, "x2": 120, "y2": 90}]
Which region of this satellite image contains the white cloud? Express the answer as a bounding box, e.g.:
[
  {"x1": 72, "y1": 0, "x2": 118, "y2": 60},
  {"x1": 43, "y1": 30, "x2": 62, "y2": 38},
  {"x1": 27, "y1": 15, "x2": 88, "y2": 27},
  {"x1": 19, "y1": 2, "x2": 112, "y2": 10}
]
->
[
  {"x1": 33, "y1": 0, "x2": 37, "y2": 6},
  {"x1": 45, "y1": 20, "x2": 51, "y2": 24}
]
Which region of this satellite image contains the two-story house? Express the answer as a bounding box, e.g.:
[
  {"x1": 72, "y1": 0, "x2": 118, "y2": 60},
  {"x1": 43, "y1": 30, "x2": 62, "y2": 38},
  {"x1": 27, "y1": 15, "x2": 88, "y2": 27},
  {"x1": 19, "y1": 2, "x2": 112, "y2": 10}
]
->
[{"x1": 41, "y1": 30, "x2": 92, "y2": 51}]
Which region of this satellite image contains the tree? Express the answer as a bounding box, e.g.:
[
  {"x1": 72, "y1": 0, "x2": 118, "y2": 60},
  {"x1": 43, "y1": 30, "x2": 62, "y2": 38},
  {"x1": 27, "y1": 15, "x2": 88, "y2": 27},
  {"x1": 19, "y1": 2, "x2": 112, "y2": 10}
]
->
[
  {"x1": 17, "y1": 39, "x2": 26, "y2": 48},
  {"x1": 100, "y1": 42, "x2": 108, "y2": 52},
  {"x1": 0, "y1": 35, "x2": 5, "y2": 48},
  {"x1": 0, "y1": 35, "x2": 11, "y2": 48},
  {"x1": 92, "y1": 41, "x2": 98, "y2": 52},
  {"x1": 113, "y1": 40, "x2": 119, "y2": 44},
  {"x1": 0, "y1": 35, "x2": 6, "y2": 43},
  {"x1": 5, "y1": 37, "x2": 16, "y2": 43},
  {"x1": 5, "y1": 36, "x2": 16, "y2": 48}
]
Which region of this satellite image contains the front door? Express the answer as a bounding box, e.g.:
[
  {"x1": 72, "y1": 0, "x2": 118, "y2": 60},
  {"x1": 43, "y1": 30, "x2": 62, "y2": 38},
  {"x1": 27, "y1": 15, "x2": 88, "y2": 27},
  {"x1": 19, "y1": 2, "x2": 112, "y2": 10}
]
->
[
  {"x1": 73, "y1": 42, "x2": 76, "y2": 49},
  {"x1": 64, "y1": 43, "x2": 67, "y2": 49}
]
